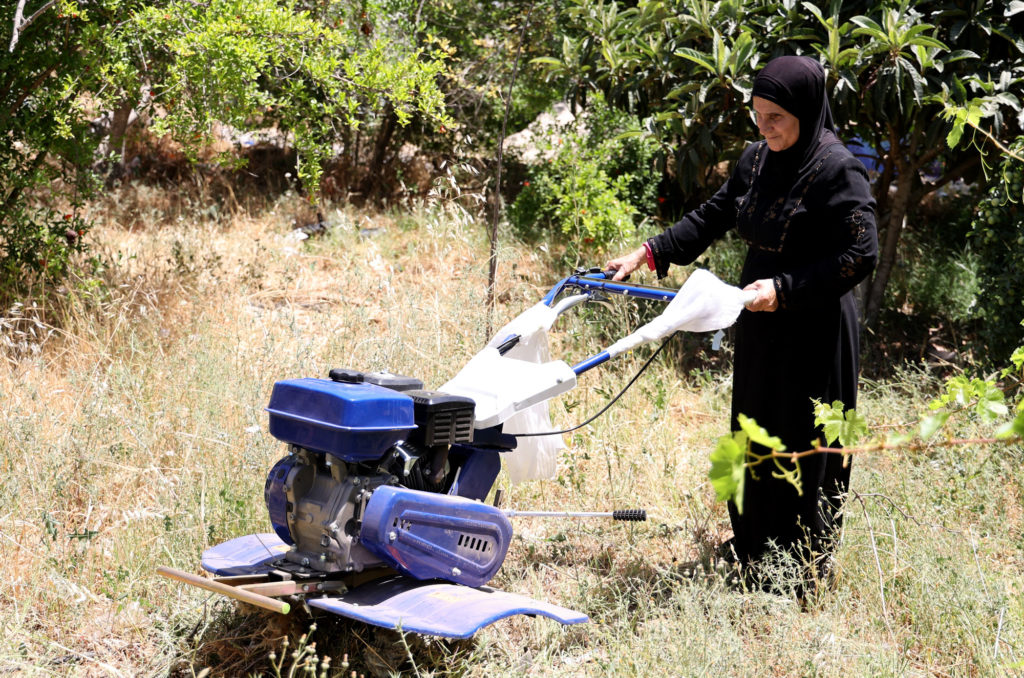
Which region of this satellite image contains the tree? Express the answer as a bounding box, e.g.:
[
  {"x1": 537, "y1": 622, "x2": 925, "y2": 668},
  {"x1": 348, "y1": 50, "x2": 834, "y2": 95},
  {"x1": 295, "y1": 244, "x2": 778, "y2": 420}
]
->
[
  {"x1": 819, "y1": 0, "x2": 1023, "y2": 326},
  {"x1": 535, "y1": 0, "x2": 1023, "y2": 327},
  {"x1": 0, "y1": 0, "x2": 451, "y2": 291}
]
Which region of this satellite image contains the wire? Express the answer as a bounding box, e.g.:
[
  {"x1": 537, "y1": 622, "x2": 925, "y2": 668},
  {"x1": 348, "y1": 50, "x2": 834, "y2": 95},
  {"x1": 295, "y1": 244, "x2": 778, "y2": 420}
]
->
[{"x1": 514, "y1": 333, "x2": 677, "y2": 438}]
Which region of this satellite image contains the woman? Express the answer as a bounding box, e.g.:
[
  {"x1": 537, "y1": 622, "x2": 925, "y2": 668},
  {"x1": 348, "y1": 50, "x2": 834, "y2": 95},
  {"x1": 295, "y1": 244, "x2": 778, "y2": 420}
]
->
[{"x1": 606, "y1": 56, "x2": 878, "y2": 581}]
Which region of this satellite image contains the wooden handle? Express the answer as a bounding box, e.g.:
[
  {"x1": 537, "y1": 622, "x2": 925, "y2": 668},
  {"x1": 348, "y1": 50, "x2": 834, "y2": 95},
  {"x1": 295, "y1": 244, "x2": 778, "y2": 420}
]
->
[{"x1": 157, "y1": 566, "x2": 291, "y2": 614}]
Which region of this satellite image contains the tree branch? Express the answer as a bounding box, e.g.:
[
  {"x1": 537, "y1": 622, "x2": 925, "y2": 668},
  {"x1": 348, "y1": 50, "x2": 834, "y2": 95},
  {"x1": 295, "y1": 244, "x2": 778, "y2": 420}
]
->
[
  {"x1": 2, "y1": 149, "x2": 49, "y2": 213},
  {"x1": 852, "y1": 492, "x2": 895, "y2": 641},
  {"x1": 9, "y1": 0, "x2": 58, "y2": 53},
  {"x1": 9, "y1": 0, "x2": 27, "y2": 52},
  {"x1": 486, "y1": 3, "x2": 532, "y2": 336},
  {"x1": 5, "y1": 64, "x2": 58, "y2": 122},
  {"x1": 911, "y1": 154, "x2": 981, "y2": 205}
]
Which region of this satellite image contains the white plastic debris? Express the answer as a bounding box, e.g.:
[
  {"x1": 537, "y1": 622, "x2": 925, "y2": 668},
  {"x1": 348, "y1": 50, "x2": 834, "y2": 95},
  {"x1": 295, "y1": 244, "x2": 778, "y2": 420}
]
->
[
  {"x1": 441, "y1": 302, "x2": 569, "y2": 483},
  {"x1": 441, "y1": 348, "x2": 576, "y2": 431}
]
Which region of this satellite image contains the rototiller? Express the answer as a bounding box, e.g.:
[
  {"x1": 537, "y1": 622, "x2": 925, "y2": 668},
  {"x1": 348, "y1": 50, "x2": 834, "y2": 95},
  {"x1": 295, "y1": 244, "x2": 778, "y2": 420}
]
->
[{"x1": 158, "y1": 269, "x2": 752, "y2": 638}]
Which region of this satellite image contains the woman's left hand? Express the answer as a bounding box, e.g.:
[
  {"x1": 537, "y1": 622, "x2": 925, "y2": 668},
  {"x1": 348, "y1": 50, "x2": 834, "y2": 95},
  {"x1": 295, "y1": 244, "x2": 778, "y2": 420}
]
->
[{"x1": 743, "y1": 278, "x2": 778, "y2": 312}]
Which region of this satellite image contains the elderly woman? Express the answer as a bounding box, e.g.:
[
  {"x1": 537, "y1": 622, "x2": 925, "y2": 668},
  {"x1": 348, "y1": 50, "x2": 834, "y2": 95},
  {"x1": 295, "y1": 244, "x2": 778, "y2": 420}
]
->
[{"x1": 606, "y1": 56, "x2": 878, "y2": 584}]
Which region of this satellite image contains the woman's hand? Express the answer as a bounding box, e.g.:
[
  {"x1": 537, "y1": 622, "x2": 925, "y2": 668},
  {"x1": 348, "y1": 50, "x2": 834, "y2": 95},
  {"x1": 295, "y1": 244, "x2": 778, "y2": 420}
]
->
[
  {"x1": 605, "y1": 246, "x2": 648, "y2": 281},
  {"x1": 743, "y1": 278, "x2": 778, "y2": 312}
]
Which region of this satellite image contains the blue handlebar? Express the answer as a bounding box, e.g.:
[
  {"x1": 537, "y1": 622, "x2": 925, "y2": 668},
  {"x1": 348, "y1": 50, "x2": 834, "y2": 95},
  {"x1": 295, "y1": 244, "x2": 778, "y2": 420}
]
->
[
  {"x1": 542, "y1": 271, "x2": 678, "y2": 376},
  {"x1": 541, "y1": 272, "x2": 677, "y2": 307},
  {"x1": 571, "y1": 351, "x2": 610, "y2": 375}
]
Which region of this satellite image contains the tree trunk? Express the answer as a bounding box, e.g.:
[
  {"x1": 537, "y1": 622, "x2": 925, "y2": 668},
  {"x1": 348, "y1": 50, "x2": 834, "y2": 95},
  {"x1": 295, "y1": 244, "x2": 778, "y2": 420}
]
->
[
  {"x1": 104, "y1": 100, "x2": 136, "y2": 188},
  {"x1": 864, "y1": 160, "x2": 914, "y2": 327},
  {"x1": 361, "y1": 102, "x2": 397, "y2": 200}
]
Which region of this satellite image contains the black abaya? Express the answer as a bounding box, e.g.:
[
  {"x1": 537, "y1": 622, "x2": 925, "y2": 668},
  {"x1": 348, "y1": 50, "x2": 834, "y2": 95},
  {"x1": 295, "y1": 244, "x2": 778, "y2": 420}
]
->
[{"x1": 646, "y1": 57, "x2": 878, "y2": 565}]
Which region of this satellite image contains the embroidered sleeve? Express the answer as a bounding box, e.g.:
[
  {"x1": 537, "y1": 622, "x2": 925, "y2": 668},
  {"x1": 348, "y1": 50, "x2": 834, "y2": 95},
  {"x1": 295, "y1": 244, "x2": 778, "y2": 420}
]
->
[{"x1": 773, "y1": 156, "x2": 878, "y2": 311}]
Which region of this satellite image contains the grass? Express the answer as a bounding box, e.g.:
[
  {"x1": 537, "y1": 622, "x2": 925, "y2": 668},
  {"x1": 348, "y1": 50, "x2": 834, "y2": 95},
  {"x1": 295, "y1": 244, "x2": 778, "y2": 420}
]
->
[{"x1": 0, "y1": 190, "x2": 1020, "y2": 677}]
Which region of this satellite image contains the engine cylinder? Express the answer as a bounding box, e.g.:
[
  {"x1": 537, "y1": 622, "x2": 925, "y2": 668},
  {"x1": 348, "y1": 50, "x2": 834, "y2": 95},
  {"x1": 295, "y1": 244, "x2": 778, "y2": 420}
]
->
[{"x1": 263, "y1": 449, "x2": 391, "y2": 573}]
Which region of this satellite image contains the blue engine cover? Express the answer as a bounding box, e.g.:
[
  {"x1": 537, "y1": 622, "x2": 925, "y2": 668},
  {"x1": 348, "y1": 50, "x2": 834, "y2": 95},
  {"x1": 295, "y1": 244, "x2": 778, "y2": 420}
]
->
[
  {"x1": 266, "y1": 378, "x2": 415, "y2": 461},
  {"x1": 360, "y1": 485, "x2": 512, "y2": 588}
]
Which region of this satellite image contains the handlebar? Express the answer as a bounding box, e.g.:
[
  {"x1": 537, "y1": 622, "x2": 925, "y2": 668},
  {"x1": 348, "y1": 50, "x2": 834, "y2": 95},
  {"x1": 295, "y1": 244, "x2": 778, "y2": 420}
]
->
[
  {"x1": 543, "y1": 267, "x2": 755, "y2": 377},
  {"x1": 541, "y1": 270, "x2": 678, "y2": 307}
]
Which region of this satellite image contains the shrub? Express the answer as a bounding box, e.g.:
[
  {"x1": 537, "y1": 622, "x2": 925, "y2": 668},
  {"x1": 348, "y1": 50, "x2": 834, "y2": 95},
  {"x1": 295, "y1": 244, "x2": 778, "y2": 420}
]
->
[
  {"x1": 969, "y1": 142, "x2": 1024, "y2": 365},
  {"x1": 507, "y1": 95, "x2": 660, "y2": 256},
  {"x1": 884, "y1": 194, "x2": 981, "y2": 327}
]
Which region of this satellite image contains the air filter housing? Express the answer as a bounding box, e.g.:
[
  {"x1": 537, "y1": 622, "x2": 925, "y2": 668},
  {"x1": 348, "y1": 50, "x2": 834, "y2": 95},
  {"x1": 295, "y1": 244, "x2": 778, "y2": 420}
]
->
[{"x1": 405, "y1": 390, "x2": 475, "y2": 446}]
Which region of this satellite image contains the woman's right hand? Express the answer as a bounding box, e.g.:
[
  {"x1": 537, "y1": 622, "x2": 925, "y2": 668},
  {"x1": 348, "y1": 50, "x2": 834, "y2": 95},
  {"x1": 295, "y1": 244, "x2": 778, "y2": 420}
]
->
[{"x1": 605, "y1": 246, "x2": 648, "y2": 281}]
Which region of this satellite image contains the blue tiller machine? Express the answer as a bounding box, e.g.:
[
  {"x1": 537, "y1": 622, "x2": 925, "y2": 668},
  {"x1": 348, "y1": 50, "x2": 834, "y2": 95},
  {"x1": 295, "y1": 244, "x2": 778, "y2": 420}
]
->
[{"x1": 158, "y1": 269, "x2": 751, "y2": 638}]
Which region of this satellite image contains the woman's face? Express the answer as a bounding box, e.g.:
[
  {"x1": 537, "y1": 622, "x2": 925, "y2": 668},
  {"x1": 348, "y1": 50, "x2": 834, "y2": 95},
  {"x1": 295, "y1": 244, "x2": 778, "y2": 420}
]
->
[{"x1": 752, "y1": 96, "x2": 800, "y2": 151}]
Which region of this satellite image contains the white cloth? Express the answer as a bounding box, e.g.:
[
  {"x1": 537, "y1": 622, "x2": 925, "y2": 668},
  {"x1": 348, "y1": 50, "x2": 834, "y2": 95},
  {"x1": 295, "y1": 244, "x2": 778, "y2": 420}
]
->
[{"x1": 605, "y1": 269, "x2": 751, "y2": 357}]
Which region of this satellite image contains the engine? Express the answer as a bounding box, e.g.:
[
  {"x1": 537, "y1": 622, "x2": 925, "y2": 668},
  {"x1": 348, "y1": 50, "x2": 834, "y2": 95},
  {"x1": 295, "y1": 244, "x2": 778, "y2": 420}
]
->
[{"x1": 262, "y1": 369, "x2": 514, "y2": 588}]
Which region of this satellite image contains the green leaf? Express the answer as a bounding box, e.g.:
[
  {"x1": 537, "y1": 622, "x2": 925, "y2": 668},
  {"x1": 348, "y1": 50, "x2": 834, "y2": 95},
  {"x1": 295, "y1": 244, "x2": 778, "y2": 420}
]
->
[
  {"x1": 814, "y1": 400, "x2": 869, "y2": 447},
  {"x1": 952, "y1": 76, "x2": 968, "y2": 102},
  {"x1": 976, "y1": 383, "x2": 1008, "y2": 421},
  {"x1": 1006, "y1": 346, "x2": 1024, "y2": 375},
  {"x1": 814, "y1": 400, "x2": 844, "y2": 445},
  {"x1": 886, "y1": 431, "x2": 914, "y2": 446},
  {"x1": 837, "y1": 409, "x2": 868, "y2": 447},
  {"x1": 850, "y1": 15, "x2": 883, "y2": 34},
  {"x1": 737, "y1": 414, "x2": 786, "y2": 452},
  {"x1": 1008, "y1": 2, "x2": 1024, "y2": 18},
  {"x1": 944, "y1": 49, "x2": 980, "y2": 64},
  {"x1": 674, "y1": 48, "x2": 715, "y2": 74},
  {"x1": 947, "y1": 119, "x2": 965, "y2": 148},
  {"x1": 802, "y1": 2, "x2": 826, "y2": 27},
  {"x1": 709, "y1": 433, "x2": 747, "y2": 513},
  {"x1": 996, "y1": 411, "x2": 1024, "y2": 439},
  {"x1": 919, "y1": 412, "x2": 950, "y2": 440}
]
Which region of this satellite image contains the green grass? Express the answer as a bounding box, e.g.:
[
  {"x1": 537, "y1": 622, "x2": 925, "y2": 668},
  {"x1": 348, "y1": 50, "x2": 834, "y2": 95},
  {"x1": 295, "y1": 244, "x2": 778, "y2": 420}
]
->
[{"x1": 0, "y1": 195, "x2": 1020, "y2": 676}]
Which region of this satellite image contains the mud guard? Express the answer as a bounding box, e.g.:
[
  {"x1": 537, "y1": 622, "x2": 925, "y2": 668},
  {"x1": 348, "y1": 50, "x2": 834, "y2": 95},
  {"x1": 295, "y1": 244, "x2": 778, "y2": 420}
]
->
[
  {"x1": 201, "y1": 533, "x2": 290, "y2": 576},
  {"x1": 307, "y1": 576, "x2": 588, "y2": 639}
]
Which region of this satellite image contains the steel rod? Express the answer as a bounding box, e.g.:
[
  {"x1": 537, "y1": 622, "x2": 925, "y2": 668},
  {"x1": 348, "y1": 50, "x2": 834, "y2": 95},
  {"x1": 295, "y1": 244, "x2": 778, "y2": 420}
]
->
[{"x1": 505, "y1": 508, "x2": 646, "y2": 521}]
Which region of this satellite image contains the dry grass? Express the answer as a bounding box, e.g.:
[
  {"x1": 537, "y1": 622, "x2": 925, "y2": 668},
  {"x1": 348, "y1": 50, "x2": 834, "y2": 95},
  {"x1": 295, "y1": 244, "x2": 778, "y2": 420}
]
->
[{"x1": 0, "y1": 189, "x2": 1020, "y2": 677}]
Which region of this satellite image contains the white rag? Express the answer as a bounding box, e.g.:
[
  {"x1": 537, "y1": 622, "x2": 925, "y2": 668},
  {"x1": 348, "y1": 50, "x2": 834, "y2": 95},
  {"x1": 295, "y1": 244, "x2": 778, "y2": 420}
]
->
[{"x1": 605, "y1": 269, "x2": 751, "y2": 357}]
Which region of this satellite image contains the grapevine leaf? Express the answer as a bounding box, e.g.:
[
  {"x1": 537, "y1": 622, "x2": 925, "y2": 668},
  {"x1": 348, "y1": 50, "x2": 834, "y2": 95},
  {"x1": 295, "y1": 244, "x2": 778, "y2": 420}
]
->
[
  {"x1": 920, "y1": 412, "x2": 950, "y2": 440},
  {"x1": 976, "y1": 383, "x2": 1008, "y2": 421},
  {"x1": 837, "y1": 408, "x2": 869, "y2": 447},
  {"x1": 814, "y1": 400, "x2": 844, "y2": 445},
  {"x1": 947, "y1": 119, "x2": 964, "y2": 148},
  {"x1": 737, "y1": 414, "x2": 786, "y2": 452},
  {"x1": 886, "y1": 431, "x2": 914, "y2": 446},
  {"x1": 709, "y1": 433, "x2": 747, "y2": 513},
  {"x1": 996, "y1": 411, "x2": 1024, "y2": 439},
  {"x1": 814, "y1": 400, "x2": 867, "y2": 447},
  {"x1": 1002, "y1": 345, "x2": 1024, "y2": 378}
]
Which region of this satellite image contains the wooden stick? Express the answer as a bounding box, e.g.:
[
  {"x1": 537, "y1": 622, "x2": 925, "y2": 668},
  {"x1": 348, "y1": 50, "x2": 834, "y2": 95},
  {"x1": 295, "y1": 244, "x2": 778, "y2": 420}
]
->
[{"x1": 157, "y1": 566, "x2": 291, "y2": 614}]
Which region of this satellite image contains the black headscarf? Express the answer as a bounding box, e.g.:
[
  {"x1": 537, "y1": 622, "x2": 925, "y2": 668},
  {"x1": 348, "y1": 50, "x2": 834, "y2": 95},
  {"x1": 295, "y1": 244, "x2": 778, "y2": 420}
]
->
[{"x1": 752, "y1": 56, "x2": 838, "y2": 177}]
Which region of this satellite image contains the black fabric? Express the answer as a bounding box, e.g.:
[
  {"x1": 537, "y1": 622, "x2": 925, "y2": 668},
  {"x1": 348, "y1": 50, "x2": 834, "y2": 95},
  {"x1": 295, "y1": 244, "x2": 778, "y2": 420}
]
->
[{"x1": 646, "y1": 58, "x2": 878, "y2": 568}]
